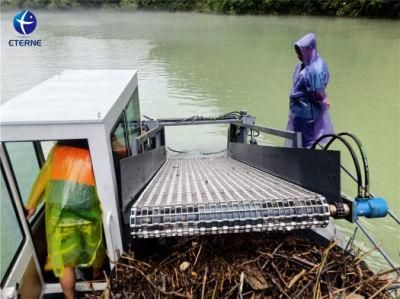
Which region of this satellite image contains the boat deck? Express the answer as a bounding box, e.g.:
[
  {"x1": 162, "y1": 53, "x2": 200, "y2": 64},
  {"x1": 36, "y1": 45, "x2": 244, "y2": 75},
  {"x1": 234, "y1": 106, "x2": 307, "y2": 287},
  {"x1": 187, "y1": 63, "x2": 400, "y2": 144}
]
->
[{"x1": 130, "y1": 156, "x2": 330, "y2": 238}]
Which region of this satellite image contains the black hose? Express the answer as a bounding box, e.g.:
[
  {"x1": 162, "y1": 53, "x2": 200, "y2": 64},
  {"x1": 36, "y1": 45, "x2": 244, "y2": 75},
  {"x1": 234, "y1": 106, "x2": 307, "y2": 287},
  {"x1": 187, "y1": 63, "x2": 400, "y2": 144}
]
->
[
  {"x1": 216, "y1": 111, "x2": 242, "y2": 120},
  {"x1": 325, "y1": 132, "x2": 370, "y2": 198},
  {"x1": 182, "y1": 115, "x2": 201, "y2": 122},
  {"x1": 167, "y1": 146, "x2": 189, "y2": 154},
  {"x1": 311, "y1": 134, "x2": 363, "y2": 198},
  {"x1": 200, "y1": 149, "x2": 227, "y2": 155}
]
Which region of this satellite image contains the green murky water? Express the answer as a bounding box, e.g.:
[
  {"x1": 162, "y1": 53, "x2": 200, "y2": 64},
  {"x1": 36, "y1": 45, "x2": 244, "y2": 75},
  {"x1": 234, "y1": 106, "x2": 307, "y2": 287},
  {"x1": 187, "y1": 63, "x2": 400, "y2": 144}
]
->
[{"x1": 1, "y1": 11, "x2": 399, "y2": 270}]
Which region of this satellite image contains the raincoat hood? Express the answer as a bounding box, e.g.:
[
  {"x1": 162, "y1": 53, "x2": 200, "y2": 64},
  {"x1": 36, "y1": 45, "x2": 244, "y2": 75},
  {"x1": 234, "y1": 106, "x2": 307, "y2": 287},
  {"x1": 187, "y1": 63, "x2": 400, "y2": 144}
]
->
[{"x1": 295, "y1": 33, "x2": 318, "y2": 66}]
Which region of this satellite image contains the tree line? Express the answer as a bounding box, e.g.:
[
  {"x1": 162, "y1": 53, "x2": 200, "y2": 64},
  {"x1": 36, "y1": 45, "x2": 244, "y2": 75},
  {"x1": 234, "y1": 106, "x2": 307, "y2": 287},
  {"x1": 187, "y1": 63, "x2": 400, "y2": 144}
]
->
[{"x1": 2, "y1": 0, "x2": 399, "y2": 19}]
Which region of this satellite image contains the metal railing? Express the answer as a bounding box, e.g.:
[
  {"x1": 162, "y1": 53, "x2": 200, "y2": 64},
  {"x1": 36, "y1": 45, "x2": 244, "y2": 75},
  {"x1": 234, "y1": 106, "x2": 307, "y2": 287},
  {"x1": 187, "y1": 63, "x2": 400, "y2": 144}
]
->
[
  {"x1": 133, "y1": 125, "x2": 165, "y2": 154},
  {"x1": 158, "y1": 118, "x2": 242, "y2": 126},
  {"x1": 140, "y1": 114, "x2": 302, "y2": 149},
  {"x1": 238, "y1": 123, "x2": 303, "y2": 148},
  {"x1": 136, "y1": 125, "x2": 164, "y2": 145}
]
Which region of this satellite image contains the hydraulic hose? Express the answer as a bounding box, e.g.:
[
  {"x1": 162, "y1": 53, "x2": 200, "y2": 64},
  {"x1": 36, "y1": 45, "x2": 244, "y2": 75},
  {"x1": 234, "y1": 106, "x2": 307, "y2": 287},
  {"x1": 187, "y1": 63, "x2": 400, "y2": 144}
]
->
[
  {"x1": 167, "y1": 146, "x2": 189, "y2": 154},
  {"x1": 216, "y1": 111, "x2": 242, "y2": 120},
  {"x1": 325, "y1": 132, "x2": 370, "y2": 198},
  {"x1": 311, "y1": 134, "x2": 363, "y2": 198}
]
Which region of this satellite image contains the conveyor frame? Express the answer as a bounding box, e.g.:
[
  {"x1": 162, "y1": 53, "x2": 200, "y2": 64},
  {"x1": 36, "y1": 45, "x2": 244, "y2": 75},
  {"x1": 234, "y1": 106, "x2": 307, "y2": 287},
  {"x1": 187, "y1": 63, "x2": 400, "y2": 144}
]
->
[
  {"x1": 130, "y1": 156, "x2": 330, "y2": 238},
  {"x1": 120, "y1": 114, "x2": 341, "y2": 239}
]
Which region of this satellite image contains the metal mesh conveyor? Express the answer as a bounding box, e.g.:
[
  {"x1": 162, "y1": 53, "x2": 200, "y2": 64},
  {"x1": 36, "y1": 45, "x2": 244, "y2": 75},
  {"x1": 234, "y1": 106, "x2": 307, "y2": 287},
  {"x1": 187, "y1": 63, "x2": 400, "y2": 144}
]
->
[{"x1": 130, "y1": 157, "x2": 330, "y2": 238}]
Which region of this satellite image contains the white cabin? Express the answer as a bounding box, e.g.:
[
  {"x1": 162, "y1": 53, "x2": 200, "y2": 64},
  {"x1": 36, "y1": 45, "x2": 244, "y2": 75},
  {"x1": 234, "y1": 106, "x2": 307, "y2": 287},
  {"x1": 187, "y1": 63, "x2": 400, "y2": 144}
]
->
[{"x1": 1, "y1": 70, "x2": 140, "y2": 298}]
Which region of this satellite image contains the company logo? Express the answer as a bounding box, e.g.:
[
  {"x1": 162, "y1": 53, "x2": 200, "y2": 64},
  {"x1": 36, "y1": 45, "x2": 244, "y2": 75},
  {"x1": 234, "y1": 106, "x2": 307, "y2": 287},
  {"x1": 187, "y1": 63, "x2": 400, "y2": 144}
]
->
[
  {"x1": 9, "y1": 10, "x2": 42, "y2": 47},
  {"x1": 13, "y1": 10, "x2": 37, "y2": 35}
]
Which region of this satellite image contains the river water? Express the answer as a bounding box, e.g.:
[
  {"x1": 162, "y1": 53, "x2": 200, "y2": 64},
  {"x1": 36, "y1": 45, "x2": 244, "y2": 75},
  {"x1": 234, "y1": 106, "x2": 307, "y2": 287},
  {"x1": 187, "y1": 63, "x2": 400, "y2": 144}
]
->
[{"x1": 1, "y1": 11, "x2": 399, "y2": 270}]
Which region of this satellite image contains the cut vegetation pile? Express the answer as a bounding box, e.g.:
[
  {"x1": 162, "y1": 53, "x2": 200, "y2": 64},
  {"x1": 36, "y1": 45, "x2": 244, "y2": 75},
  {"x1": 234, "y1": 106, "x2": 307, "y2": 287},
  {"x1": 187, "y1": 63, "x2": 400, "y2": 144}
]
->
[{"x1": 93, "y1": 232, "x2": 399, "y2": 298}]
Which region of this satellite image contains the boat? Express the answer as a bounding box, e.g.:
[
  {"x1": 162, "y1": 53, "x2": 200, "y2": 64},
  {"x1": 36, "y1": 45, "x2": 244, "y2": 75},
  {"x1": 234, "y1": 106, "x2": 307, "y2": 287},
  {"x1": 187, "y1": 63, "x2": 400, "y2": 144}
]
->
[{"x1": 0, "y1": 70, "x2": 398, "y2": 298}]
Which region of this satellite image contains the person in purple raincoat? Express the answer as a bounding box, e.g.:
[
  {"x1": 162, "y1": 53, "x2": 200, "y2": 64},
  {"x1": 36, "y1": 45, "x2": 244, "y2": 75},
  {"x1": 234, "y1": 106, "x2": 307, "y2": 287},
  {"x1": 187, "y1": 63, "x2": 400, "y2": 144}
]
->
[{"x1": 286, "y1": 33, "x2": 334, "y2": 148}]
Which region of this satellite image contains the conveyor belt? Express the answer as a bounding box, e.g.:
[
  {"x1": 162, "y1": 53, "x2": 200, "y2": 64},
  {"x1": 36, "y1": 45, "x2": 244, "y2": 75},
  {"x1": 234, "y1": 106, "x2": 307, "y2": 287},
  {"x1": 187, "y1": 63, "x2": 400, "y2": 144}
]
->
[{"x1": 130, "y1": 157, "x2": 330, "y2": 238}]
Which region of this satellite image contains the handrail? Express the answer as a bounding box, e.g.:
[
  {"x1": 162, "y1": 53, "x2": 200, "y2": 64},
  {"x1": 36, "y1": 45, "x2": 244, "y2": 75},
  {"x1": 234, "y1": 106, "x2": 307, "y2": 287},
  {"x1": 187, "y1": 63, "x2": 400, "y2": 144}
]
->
[
  {"x1": 159, "y1": 118, "x2": 242, "y2": 126},
  {"x1": 238, "y1": 123, "x2": 302, "y2": 148},
  {"x1": 106, "y1": 212, "x2": 116, "y2": 260},
  {"x1": 136, "y1": 125, "x2": 164, "y2": 145},
  {"x1": 146, "y1": 115, "x2": 301, "y2": 147}
]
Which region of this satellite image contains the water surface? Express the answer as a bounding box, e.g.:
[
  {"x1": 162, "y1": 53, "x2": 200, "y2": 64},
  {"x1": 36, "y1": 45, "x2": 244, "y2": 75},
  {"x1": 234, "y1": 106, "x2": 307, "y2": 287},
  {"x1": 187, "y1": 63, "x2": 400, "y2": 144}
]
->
[{"x1": 1, "y1": 11, "x2": 399, "y2": 270}]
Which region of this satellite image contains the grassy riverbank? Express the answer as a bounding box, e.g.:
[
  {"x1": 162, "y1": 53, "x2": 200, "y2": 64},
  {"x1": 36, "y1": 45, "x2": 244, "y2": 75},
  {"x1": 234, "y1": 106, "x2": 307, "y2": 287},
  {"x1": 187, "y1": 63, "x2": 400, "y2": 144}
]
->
[{"x1": 2, "y1": 0, "x2": 399, "y2": 19}]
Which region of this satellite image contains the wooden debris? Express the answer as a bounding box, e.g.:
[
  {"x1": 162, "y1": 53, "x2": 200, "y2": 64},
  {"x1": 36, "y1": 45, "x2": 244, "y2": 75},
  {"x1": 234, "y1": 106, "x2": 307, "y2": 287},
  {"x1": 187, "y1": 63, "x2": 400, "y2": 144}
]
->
[
  {"x1": 86, "y1": 233, "x2": 397, "y2": 299},
  {"x1": 179, "y1": 261, "x2": 190, "y2": 272},
  {"x1": 288, "y1": 269, "x2": 306, "y2": 289},
  {"x1": 242, "y1": 264, "x2": 270, "y2": 291}
]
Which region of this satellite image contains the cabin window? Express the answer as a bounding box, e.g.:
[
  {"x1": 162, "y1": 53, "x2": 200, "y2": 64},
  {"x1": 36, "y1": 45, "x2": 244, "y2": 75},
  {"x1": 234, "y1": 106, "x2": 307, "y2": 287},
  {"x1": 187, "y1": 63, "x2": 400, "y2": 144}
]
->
[
  {"x1": 110, "y1": 88, "x2": 140, "y2": 197},
  {"x1": 5, "y1": 142, "x2": 41, "y2": 202},
  {"x1": 1, "y1": 167, "x2": 25, "y2": 286},
  {"x1": 125, "y1": 89, "x2": 141, "y2": 147},
  {"x1": 41, "y1": 141, "x2": 55, "y2": 158},
  {"x1": 111, "y1": 116, "x2": 129, "y2": 159},
  {"x1": 110, "y1": 115, "x2": 129, "y2": 201},
  {"x1": 5, "y1": 142, "x2": 44, "y2": 223}
]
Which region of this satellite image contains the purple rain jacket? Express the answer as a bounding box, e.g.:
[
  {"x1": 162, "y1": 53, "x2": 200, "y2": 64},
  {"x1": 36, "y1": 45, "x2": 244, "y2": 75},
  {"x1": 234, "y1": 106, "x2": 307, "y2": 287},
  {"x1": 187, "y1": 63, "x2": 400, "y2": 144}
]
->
[{"x1": 286, "y1": 33, "x2": 334, "y2": 148}]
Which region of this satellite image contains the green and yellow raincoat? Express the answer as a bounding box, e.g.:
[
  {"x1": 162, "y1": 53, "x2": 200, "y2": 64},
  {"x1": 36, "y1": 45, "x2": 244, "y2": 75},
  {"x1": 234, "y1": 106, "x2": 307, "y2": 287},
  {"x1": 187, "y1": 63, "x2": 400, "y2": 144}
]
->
[{"x1": 26, "y1": 145, "x2": 105, "y2": 277}]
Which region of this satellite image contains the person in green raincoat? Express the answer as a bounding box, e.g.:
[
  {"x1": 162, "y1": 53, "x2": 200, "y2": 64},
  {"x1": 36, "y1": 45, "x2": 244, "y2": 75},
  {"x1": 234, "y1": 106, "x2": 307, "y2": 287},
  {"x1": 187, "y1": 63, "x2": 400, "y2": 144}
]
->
[{"x1": 25, "y1": 140, "x2": 105, "y2": 299}]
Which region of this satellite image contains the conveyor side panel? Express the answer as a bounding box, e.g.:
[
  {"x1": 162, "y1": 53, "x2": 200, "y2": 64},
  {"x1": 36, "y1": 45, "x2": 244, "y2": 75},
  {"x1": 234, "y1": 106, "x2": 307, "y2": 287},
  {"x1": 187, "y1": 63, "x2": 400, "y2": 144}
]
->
[
  {"x1": 120, "y1": 146, "x2": 167, "y2": 217},
  {"x1": 228, "y1": 142, "x2": 341, "y2": 202}
]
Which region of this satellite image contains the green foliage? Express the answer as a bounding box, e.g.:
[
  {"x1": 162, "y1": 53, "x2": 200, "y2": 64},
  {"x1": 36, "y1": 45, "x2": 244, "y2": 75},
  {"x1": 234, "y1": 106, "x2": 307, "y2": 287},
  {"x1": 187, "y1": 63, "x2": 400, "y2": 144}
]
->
[
  {"x1": 47, "y1": 0, "x2": 76, "y2": 9},
  {"x1": 119, "y1": 0, "x2": 137, "y2": 9},
  {"x1": 1, "y1": 0, "x2": 399, "y2": 18},
  {"x1": 135, "y1": 0, "x2": 205, "y2": 11},
  {"x1": 205, "y1": 0, "x2": 399, "y2": 18}
]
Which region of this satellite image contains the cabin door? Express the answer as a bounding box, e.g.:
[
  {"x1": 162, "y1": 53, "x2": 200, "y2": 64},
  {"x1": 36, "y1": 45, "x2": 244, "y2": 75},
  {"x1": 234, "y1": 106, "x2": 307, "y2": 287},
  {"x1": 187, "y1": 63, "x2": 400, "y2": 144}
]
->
[{"x1": 1, "y1": 142, "x2": 44, "y2": 299}]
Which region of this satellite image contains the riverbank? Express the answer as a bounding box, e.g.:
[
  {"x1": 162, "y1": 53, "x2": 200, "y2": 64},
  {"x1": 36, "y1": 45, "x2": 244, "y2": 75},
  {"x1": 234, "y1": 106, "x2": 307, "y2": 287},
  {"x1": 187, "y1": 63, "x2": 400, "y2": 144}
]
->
[{"x1": 2, "y1": 0, "x2": 399, "y2": 19}]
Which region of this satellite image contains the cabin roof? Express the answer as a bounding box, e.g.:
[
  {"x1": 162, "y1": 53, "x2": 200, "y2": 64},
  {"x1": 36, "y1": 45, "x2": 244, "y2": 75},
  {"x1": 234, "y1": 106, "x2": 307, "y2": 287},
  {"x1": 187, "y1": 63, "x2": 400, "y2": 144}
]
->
[{"x1": 0, "y1": 69, "x2": 137, "y2": 126}]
